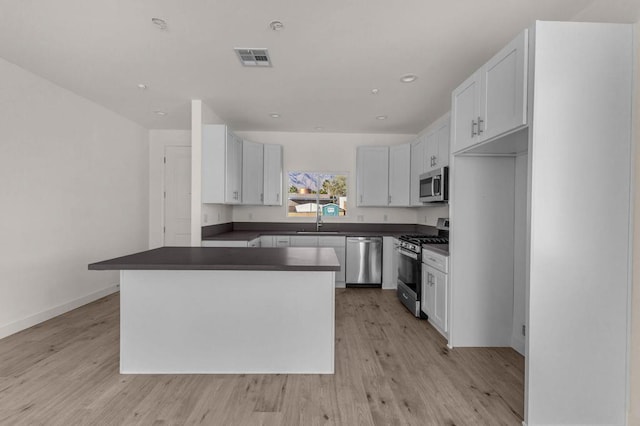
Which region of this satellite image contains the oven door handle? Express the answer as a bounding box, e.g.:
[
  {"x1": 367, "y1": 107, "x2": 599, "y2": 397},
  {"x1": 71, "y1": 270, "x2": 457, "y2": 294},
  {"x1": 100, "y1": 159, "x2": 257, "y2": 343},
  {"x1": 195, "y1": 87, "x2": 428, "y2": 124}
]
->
[{"x1": 398, "y1": 248, "x2": 418, "y2": 260}]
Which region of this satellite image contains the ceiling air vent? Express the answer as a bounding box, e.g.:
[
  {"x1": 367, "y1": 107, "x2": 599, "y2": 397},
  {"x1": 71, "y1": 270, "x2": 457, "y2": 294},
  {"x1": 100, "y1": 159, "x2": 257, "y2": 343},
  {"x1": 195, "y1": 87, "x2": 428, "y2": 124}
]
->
[{"x1": 234, "y1": 48, "x2": 272, "y2": 67}]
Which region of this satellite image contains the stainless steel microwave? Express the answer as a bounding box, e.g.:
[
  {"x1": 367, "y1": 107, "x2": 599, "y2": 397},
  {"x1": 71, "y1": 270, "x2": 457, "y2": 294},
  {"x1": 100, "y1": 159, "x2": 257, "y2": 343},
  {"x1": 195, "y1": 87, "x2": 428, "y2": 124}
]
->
[{"x1": 419, "y1": 167, "x2": 448, "y2": 203}]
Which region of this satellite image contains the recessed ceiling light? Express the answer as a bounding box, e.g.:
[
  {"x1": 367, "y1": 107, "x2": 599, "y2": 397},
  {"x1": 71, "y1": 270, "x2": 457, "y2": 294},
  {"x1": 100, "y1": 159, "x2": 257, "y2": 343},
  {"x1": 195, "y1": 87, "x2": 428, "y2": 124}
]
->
[
  {"x1": 376, "y1": 115, "x2": 388, "y2": 120},
  {"x1": 137, "y1": 84, "x2": 148, "y2": 90},
  {"x1": 154, "y1": 110, "x2": 167, "y2": 116},
  {"x1": 269, "y1": 20, "x2": 284, "y2": 31},
  {"x1": 400, "y1": 74, "x2": 418, "y2": 83},
  {"x1": 269, "y1": 113, "x2": 280, "y2": 118},
  {"x1": 151, "y1": 18, "x2": 168, "y2": 30},
  {"x1": 314, "y1": 126, "x2": 324, "y2": 131},
  {"x1": 371, "y1": 88, "x2": 379, "y2": 95}
]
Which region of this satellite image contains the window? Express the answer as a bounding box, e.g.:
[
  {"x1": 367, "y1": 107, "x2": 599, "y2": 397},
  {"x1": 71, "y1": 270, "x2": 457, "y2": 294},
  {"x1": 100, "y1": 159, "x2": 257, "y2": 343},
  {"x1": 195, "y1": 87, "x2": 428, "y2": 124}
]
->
[{"x1": 287, "y1": 172, "x2": 347, "y2": 217}]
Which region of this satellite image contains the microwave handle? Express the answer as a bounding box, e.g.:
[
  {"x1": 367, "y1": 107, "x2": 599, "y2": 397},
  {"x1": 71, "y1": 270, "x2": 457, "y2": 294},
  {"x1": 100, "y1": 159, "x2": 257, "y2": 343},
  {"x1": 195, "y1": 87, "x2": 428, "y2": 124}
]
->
[{"x1": 433, "y1": 175, "x2": 441, "y2": 195}]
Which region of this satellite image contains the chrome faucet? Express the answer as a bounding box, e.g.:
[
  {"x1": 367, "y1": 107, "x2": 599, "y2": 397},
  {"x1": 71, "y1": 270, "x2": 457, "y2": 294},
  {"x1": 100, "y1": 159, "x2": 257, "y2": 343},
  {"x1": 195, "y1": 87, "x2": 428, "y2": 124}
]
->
[{"x1": 316, "y1": 204, "x2": 323, "y2": 231}]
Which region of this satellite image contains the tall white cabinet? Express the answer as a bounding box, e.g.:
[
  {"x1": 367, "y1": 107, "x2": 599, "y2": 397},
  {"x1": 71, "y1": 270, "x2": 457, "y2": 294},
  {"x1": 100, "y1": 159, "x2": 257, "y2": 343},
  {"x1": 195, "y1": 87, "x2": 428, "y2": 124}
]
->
[
  {"x1": 202, "y1": 125, "x2": 243, "y2": 204},
  {"x1": 263, "y1": 144, "x2": 283, "y2": 206},
  {"x1": 449, "y1": 22, "x2": 633, "y2": 425},
  {"x1": 242, "y1": 140, "x2": 264, "y2": 205},
  {"x1": 356, "y1": 146, "x2": 389, "y2": 206}
]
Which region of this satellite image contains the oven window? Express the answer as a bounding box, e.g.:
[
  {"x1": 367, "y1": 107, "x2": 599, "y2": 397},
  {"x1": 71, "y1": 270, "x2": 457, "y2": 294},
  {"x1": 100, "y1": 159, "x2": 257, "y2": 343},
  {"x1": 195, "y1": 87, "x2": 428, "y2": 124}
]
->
[
  {"x1": 420, "y1": 177, "x2": 433, "y2": 198},
  {"x1": 397, "y1": 252, "x2": 419, "y2": 291}
]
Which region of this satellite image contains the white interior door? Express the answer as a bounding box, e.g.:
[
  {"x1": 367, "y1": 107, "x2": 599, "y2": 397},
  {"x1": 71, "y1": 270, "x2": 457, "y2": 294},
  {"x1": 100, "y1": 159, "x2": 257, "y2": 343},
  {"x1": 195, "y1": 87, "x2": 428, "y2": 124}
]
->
[{"x1": 164, "y1": 146, "x2": 191, "y2": 246}]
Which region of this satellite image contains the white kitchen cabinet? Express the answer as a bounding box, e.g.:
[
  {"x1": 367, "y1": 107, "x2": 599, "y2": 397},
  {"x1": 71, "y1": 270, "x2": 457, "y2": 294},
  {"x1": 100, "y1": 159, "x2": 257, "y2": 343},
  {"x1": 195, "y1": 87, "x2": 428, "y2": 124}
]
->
[
  {"x1": 451, "y1": 30, "x2": 528, "y2": 154},
  {"x1": 225, "y1": 130, "x2": 243, "y2": 203},
  {"x1": 290, "y1": 235, "x2": 318, "y2": 247},
  {"x1": 263, "y1": 144, "x2": 283, "y2": 206},
  {"x1": 241, "y1": 140, "x2": 264, "y2": 205},
  {"x1": 260, "y1": 235, "x2": 274, "y2": 247},
  {"x1": 356, "y1": 146, "x2": 389, "y2": 206},
  {"x1": 274, "y1": 235, "x2": 290, "y2": 247},
  {"x1": 451, "y1": 70, "x2": 482, "y2": 154},
  {"x1": 202, "y1": 125, "x2": 243, "y2": 204},
  {"x1": 382, "y1": 237, "x2": 399, "y2": 289},
  {"x1": 317, "y1": 236, "x2": 346, "y2": 286},
  {"x1": 426, "y1": 114, "x2": 450, "y2": 172},
  {"x1": 421, "y1": 263, "x2": 448, "y2": 337},
  {"x1": 410, "y1": 136, "x2": 426, "y2": 206},
  {"x1": 388, "y1": 144, "x2": 411, "y2": 206}
]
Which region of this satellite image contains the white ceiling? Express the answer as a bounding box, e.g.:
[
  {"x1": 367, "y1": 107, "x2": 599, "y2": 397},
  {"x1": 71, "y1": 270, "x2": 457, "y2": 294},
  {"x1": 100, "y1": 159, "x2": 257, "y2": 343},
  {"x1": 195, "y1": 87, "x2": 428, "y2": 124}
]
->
[{"x1": 0, "y1": 0, "x2": 637, "y2": 133}]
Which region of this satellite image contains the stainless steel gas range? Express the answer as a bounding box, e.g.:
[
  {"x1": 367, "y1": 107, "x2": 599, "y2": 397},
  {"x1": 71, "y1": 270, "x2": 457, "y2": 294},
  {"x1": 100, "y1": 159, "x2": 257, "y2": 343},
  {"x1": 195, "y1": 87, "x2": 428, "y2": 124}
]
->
[{"x1": 396, "y1": 218, "x2": 449, "y2": 317}]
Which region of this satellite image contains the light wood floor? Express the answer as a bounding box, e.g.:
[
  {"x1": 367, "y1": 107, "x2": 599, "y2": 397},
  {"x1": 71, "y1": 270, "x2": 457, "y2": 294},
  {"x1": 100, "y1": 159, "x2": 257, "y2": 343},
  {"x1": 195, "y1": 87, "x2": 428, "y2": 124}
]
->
[{"x1": 0, "y1": 289, "x2": 524, "y2": 425}]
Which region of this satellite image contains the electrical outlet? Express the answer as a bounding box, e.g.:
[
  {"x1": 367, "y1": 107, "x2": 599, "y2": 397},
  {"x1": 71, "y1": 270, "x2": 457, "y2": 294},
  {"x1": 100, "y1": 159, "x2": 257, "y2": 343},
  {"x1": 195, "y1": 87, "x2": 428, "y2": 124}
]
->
[
  {"x1": 217, "y1": 212, "x2": 221, "y2": 221},
  {"x1": 383, "y1": 214, "x2": 388, "y2": 222},
  {"x1": 203, "y1": 213, "x2": 208, "y2": 224},
  {"x1": 357, "y1": 215, "x2": 364, "y2": 222},
  {"x1": 248, "y1": 213, "x2": 253, "y2": 220},
  {"x1": 424, "y1": 215, "x2": 427, "y2": 223}
]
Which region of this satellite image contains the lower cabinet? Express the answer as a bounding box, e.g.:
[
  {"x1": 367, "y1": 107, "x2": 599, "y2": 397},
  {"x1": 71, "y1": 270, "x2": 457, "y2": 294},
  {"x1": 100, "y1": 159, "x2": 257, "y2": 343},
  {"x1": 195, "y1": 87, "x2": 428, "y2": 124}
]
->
[
  {"x1": 382, "y1": 237, "x2": 399, "y2": 289},
  {"x1": 421, "y1": 258, "x2": 449, "y2": 337}
]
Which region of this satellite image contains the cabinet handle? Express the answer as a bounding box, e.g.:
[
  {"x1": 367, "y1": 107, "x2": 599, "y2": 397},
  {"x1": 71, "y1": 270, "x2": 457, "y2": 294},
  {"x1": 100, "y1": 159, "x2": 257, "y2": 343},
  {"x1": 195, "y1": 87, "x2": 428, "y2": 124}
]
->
[
  {"x1": 471, "y1": 120, "x2": 478, "y2": 137},
  {"x1": 433, "y1": 155, "x2": 437, "y2": 166},
  {"x1": 360, "y1": 194, "x2": 363, "y2": 203},
  {"x1": 260, "y1": 193, "x2": 264, "y2": 202},
  {"x1": 478, "y1": 116, "x2": 484, "y2": 135},
  {"x1": 276, "y1": 193, "x2": 279, "y2": 202},
  {"x1": 388, "y1": 195, "x2": 391, "y2": 204}
]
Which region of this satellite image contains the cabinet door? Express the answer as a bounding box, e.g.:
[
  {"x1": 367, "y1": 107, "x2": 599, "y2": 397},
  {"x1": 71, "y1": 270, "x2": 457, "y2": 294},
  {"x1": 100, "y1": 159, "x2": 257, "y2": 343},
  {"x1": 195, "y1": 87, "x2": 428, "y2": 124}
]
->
[
  {"x1": 410, "y1": 137, "x2": 426, "y2": 206},
  {"x1": 451, "y1": 69, "x2": 482, "y2": 154},
  {"x1": 242, "y1": 140, "x2": 264, "y2": 205},
  {"x1": 333, "y1": 246, "x2": 346, "y2": 285},
  {"x1": 274, "y1": 236, "x2": 290, "y2": 247},
  {"x1": 434, "y1": 115, "x2": 450, "y2": 169},
  {"x1": 431, "y1": 268, "x2": 448, "y2": 334},
  {"x1": 263, "y1": 144, "x2": 283, "y2": 205},
  {"x1": 201, "y1": 240, "x2": 248, "y2": 247},
  {"x1": 424, "y1": 130, "x2": 438, "y2": 172},
  {"x1": 290, "y1": 236, "x2": 318, "y2": 247},
  {"x1": 225, "y1": 130, "x2": 243, "y2": 204},
  {"x1": 202, "y1": 124, "x2": 226, "y2": 203},
  {"x1": 388, "y1": 144, "x2": 411, "y2": 206},
  {"x1": 481, "y1": 29, "x2": 528, "y2": 141},
  {"x1": 421, "y1": 267, "x2": 435, "y2": 317},
  {"x1": 356, "y1": 146, "x2": 389, "y2": 206},
  {"x1": 260, "y1": 235, "x2": 274, "y2": 247}
]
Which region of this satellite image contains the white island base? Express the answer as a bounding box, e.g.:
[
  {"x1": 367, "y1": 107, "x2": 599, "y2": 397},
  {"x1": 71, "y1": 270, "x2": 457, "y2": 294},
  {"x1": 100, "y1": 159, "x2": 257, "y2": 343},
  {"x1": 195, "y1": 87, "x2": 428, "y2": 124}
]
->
[{"x1": 119, "y1": 269, "x2": 335, "y2": 374}]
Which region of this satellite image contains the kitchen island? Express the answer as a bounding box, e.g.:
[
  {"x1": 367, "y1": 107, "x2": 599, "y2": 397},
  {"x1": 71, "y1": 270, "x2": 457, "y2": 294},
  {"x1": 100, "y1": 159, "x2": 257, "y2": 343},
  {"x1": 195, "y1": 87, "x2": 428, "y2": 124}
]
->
[{"x1": 89, "y1": 247, "x2": 340, "y2": 374}]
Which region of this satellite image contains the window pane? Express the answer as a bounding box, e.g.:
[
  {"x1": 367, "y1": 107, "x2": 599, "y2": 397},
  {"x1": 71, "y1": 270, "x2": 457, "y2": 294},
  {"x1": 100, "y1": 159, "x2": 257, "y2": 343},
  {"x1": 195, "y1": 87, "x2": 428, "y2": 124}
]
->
[{"x1": 287, "y1": 172, "x2": 347, "y2": 217}]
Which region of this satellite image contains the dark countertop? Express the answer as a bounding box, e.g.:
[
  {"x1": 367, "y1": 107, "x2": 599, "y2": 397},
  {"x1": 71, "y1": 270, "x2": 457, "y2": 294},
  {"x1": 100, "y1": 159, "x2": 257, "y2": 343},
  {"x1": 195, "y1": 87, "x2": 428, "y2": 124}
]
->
[
  {"x1": 88, "y1": 247, "x2": 341, "y2": 272},
  {"x1": 203, "y1": 230, "x2": 410, "y2": 241},
  {"x1": 201, "y1": 222, "x2": 438, "y2": 241}
]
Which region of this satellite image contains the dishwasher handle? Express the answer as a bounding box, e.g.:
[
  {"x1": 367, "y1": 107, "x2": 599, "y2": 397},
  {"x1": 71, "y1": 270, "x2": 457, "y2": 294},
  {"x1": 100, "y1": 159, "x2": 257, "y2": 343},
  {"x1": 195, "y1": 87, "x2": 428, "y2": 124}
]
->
[{"x1": 347, "y1": 237, "x2": 374, "y2": 243}]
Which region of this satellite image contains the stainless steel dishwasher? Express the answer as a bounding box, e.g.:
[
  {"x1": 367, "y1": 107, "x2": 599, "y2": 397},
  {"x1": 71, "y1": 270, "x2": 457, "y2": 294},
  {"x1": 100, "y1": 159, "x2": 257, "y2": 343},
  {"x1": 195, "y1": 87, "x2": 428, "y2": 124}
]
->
[{"x1": 345, "y1": 237, "x2": 383, "y2": 287}]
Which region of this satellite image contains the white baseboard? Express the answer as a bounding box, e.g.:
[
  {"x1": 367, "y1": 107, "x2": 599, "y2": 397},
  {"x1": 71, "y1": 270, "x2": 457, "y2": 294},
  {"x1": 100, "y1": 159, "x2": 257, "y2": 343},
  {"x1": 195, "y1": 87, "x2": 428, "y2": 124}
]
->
[{"x1": 0, "y1": 284, "x2": 119, "y2": 340}]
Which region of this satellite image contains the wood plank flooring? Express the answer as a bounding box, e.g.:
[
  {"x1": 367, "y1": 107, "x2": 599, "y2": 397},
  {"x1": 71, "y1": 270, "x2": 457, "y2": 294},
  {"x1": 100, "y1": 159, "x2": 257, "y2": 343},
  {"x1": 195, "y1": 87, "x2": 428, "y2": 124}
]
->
[{"x1": 0, "y1": 289, "x2": 524, "y2": 425}]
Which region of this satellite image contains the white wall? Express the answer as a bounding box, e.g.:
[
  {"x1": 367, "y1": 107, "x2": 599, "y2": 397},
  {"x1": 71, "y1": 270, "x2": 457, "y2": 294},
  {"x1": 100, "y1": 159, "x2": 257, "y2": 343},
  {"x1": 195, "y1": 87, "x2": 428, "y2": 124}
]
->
[
  {"x1": 148, "y1": 130, "x2": 191, "y2": 248},
  {"x1": 232, "y1": 131, "x2": 418, "y2": 223},
  {"x1": 0, "y1": 57, "x2": 149, "y2": 338}
]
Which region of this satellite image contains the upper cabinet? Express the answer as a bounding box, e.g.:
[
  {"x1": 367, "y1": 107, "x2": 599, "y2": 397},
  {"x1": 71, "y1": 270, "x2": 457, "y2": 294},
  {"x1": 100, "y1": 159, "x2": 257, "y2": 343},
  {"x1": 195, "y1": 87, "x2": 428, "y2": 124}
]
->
[
  {"x1": 263, "y1": 144, "x2": 283, "y2": 206},
  {"x1": 202, "y1": 124, "x2": 282, "y2": 206},
  {"x1": 356, "y1": 144, "x2": 411, "y2": 207},
  {"x1": 241, "y1": 140, "x2": 264, "y2": 205},
  {"x1": 451, "y1": 30, "x2": 528, "y2": 154},
  {"x1": 202, "y1": 125, "x2": 243, "y2": 204},
  {"x1": 356, "y1": 146, "x2": 389, "y2": 206},
  {"x1": 410, "y1": 113, "x2": 450, "y2": 206},
  {"x1": 225, "y1": 131, "x2": 243, "y2": 204},
  {"x1": 388, "y1": 144, "x2": 411, "y2": 206}
]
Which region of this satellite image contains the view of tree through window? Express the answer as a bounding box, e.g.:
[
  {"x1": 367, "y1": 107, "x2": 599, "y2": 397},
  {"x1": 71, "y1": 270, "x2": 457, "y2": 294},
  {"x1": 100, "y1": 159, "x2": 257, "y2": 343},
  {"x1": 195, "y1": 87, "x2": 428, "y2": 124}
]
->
[{"x1": 287, "y1": 172, "x2": 348, "y2": 217}]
